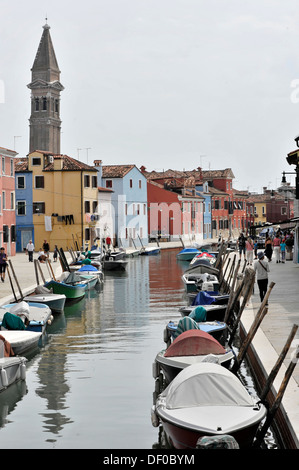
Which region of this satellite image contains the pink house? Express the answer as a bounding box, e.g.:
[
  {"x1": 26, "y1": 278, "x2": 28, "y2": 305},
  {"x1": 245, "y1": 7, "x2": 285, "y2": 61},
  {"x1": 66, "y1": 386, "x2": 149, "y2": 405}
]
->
[{"x1": 0, "y1": 147, "x2": 18, "y2": 256}]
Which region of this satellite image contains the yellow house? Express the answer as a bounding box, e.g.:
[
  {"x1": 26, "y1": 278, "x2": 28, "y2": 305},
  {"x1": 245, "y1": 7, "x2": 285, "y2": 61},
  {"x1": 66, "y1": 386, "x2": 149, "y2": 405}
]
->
[
  {"x1": 29, "y1": 150, "x2": 99, "y2": 252},
  {"x1": 251, "y1": 194, "x2": 267, "y2": 225}
]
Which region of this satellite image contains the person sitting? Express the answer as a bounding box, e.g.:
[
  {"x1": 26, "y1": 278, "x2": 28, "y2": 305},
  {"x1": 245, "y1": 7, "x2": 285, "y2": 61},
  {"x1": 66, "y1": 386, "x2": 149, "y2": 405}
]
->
[{"x1": 37, "y1": 249, "x2": 47, "y2": 263}]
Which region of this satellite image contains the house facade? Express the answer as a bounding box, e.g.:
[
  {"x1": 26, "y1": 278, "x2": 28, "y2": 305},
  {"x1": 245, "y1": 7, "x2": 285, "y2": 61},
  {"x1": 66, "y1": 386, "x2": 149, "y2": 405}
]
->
[
  {"x1": 100, "y1": 164, "x2": 148, "y2": 247},
  {"x1": 25, "y1": 150, "x2": 98, "y2": 251},
  {"x1": 15, "y1": 157, "x2": 34, "y2": 252},
  {"x1": 0, "y1": 147, "x2": 18, "y2": 255}
]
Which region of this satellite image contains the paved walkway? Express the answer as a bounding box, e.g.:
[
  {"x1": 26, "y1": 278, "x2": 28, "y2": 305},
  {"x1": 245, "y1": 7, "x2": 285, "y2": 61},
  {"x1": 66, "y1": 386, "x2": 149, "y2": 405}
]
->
[{"x1": 0, "y1": 252, "x2": 64, "y2": 304}]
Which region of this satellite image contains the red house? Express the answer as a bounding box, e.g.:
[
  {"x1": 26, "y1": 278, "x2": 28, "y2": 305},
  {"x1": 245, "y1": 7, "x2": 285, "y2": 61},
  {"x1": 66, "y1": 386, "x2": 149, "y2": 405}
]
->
[{"x1": 0, "y1": 147, "x2": 18, "y2": 255}]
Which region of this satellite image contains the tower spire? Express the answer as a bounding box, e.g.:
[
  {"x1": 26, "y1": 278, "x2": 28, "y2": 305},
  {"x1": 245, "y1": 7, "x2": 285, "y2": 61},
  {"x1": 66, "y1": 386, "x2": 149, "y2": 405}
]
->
[{"x1": 27, "y1": 24, "x2": 64, "y2": 154}]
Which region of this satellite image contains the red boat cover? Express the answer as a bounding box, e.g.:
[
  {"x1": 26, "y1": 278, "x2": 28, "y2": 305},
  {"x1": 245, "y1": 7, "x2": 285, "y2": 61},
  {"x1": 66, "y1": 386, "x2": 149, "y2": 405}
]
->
[{"x1": 164, "y1": 330, "x2": 226, "y2": 357}]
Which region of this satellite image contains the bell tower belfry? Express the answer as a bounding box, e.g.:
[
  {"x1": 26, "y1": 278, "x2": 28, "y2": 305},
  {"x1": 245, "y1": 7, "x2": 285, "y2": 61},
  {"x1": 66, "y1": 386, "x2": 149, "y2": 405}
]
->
[{"x1": 27, "y1": 23, "x2": 64, "y2": 154}]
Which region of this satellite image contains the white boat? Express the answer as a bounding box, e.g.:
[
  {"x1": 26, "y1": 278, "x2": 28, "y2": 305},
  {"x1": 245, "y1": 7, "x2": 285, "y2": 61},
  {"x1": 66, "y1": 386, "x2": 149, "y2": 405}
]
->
[
  {"x1": 0, "y1": 301, "x2": 53, "y2": 334},
  {"x1": 140, "y1": 246, "x2": 160, "y2": 256},
  {"x1": 24, "y1": 286, "x2": 66, "y2": 314},
  {"x1": 152, "y1": 362, "x2": 267, "y2": 449},
  {"x1": 76, "y1": 265, "x2": 104, "y2": 282},
  {"x1": 0, "y1": 330, "x2": 42, "y2": 355},
  {"x1": 0, "y1": 356, "x2": 27, "y2": 393},
  {"x1": 0, "y1": 335, "x2": 27, "y2": 392},
  {"x1": 155, "y1": 329, "x2": 234, "y2": 384}
]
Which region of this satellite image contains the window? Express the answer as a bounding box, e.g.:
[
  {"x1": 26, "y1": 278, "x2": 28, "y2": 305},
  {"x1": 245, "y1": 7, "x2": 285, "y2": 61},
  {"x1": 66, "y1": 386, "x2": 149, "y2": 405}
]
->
[
  {"x1": 32, "y1": 157, "x2": 41, "y2": 166},
  {"x1": 11, "y1": 225, "x2": 16, "y2": 242},
  {"x1": 125, "y1": 204, "x2": 128, "y2": 216},
  {"x1": 2, "y1": 191, "x2": 5, "y2": 210},
  {"x1": 84, "y1": 200, "x2": 90, "y2": 213},
  {"x1": 17, "y1": 176, "x2": 25, "y2": 189},
  {"x1": 281, "y1": 207, "x2": 287, "y2": 215},
  {"x1": 35, "y1": 175, "x2": 44, "y2": 189},
  {"x1": 55, "y1": 99, "x2": 59, "y2": 113},
  {"x1": 35, "y1": 98, "x2": 39, "y2": 111},
  {"x1": 143, "y1": 204, "x2": 146, "y2": 215},
  {"x1": 84, "y1": 175, "x2": 90, "y2": 187},
  {"x1": 17, "y1": 201, "x2": 26, "y2": 216},
  {"x1": 10, "y1": 159, "x2": 13, "y2": 176},
  {"x1": 92, "y1": 175, "x2": 97, "y2": 188},
  {"x1": 106, "y1": 180, "x2": 112, "y2": 188},
  {"x1": 42, "y1": 97, "x2": 47, "y2": 110},
  {"x1": 33, "y1": 202, "x2": 45, "y2": 214},
  {"x1": 85, "y1": 227, "x2": 90, "y2": 242},
  {"x1": 3, "y1": 226, "x2": 8, "y2": 243},
  {"x1": 92, "y1": 200, "x2": 97, "y2": 213},
  {"x1": 10, "y1": 192, "x2": 14, "y2": 210},
  {"x1": 139, "y1": 180, "x2": 141, "y2": 189},
  {"x1": 2, "y1": 157, "x2": 5, "y2": 175},
  {"x1": 130, "y1": 179, "x2": 133, "y2": 188}
]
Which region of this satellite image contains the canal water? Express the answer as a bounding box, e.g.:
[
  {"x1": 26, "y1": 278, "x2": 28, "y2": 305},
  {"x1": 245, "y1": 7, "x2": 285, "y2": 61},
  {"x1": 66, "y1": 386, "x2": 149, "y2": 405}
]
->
[{"x1": 0, "y1": 248, "x2": 277, "y2": 449}]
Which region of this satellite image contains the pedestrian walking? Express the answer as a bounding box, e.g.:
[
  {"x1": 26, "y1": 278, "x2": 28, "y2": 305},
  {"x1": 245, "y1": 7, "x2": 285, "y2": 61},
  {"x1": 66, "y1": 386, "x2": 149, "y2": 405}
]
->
[
  {"x1": 280, "y1": 239, "x2": 286, "y2": 263},
  {"x1": 254, "y1": 239, "x2": 258, "y2": 259},
  {"x1": 106, "y1": 236, "x2": 112, "y2": 249},
  {"x1": 254, "y1": 251, "x2": 270, "y2": 302},
  {"x1": 273, "y1": 234, "x2": 281, "y2": 263},
  {"x1": 53, "y1": 245, "x2": 58, "y2": 262},
  {"x1": 26, "y1": 240, "x2": 35, "y2": 262},
  {"x1": 0, "y1": 247, "x2": 8, "y2": 282},
  {"x1": 264, "y1": 236, "x2": 273, "y2": 262},
  {"x1": 237, "y1": 232, "x2": 246, "y2": 260},
  {"x1": 245, "y1": 237, "x2": 254, "y2": 265}
]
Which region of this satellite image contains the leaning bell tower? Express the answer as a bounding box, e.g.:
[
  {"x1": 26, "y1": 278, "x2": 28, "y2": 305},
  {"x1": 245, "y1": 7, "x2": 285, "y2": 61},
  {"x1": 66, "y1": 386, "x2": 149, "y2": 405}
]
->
[{"x1": 27, "y1": 23, "x2": 64, "y2": 154}]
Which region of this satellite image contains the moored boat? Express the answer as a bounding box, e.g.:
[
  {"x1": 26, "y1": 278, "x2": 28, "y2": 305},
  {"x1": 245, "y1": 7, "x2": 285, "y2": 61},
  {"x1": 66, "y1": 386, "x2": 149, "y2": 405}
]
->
[
  {"x1": 154, "y1": 330, "x2": 234, "y2": 384},
  {"x1": 152, "y1": 362, "x2": 267, "y2": 449},
  {"x1": 165, "y1": 320, "x2": 228, "y2": 346},
  {"x1": 140, "y1": 246, "x2": 161, "y2": 256},
  {"x1": 24, "y1": 286, "x2": 66, "y2": 314},
  {"x1": 0, "y1": 330, "x2": 42, "y2": 355},
  {"x1": 176, "y1": 247, "x2": 200, "y2": 261},
  {"x1": 44, "y1": 280, "x2": 86, "y2": 301},
  {"x1": 0, "y1": 356, "x2": 27, "y2": 393},
  {"x1": 0, "y1": 301, "x2": 53, "y2": 333}
]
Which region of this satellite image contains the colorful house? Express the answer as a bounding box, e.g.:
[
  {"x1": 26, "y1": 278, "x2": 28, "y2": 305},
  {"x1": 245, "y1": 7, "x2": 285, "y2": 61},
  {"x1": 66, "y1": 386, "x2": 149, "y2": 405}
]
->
[
  {"x1": 0, "y1": 147, "x2": 18, "y2": 255},
  {"x1": 15, "y1": 157, "x2": 34, "y2": 252},
  {"x1": 100, "y1": 164, "x2": 148, "y2": 247},
  {"x1": 23, "y1": 150, "x2": 99, "y2": 251}
]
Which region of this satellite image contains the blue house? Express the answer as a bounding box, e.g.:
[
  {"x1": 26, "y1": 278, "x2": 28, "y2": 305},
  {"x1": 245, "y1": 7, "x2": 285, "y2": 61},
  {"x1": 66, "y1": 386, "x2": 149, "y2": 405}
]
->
[
  {"x1": 196, "y1": 181, "x2": 212, "y2": 239},
  {"x1": 14, "y1": 158, "x2": 34, "y2": 252},
  {"x1": 95, "y1": 162, "x2": 148, "y2": 248}
]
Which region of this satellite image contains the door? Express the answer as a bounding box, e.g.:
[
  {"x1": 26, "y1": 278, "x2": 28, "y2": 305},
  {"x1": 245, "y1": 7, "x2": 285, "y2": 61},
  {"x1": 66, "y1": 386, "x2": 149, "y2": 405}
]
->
[{"x1": 21, "y1": 230, "x2": 32, "y2": 252}]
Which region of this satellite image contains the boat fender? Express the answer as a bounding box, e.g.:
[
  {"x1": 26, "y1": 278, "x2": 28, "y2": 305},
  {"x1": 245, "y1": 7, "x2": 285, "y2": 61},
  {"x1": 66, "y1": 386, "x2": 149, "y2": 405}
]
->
[
  {"x1": 20, "y1": 363, "x2": 26, "y2": 380},
  {"x1": 47, "y1": 315, "x2": 54, "y2": 325},
  {"x1": 163, "y1": 328, "x2": 170, "y2": 343},
  {"x1": 151, "y1": 406, "x2": 159, "y2": 428},
  {"x1": 152, "y1": 361, "x2": 160, "y2": 379},
  {"x1": 1, "y1": 368, "x2": 8, "y2": 388}
]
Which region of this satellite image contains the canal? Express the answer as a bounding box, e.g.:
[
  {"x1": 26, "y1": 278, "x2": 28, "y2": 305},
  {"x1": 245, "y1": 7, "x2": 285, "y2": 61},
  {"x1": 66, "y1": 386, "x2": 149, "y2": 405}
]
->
[{"x1": 0, "y1": 248, "x2": 277, "y2": 449}]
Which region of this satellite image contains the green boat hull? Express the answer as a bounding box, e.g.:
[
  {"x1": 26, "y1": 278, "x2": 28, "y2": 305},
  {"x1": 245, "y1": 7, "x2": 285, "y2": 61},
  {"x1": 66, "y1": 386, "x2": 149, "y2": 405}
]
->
[{"x1": 45, "y1": 280, "x2": 86, "y2": 300}]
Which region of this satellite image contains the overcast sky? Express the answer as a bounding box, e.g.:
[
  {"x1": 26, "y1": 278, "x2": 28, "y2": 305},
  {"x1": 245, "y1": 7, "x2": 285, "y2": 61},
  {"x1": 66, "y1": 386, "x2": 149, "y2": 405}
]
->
[{"x1": 1, "y1": 0, "x2": 299, "y2": 192}]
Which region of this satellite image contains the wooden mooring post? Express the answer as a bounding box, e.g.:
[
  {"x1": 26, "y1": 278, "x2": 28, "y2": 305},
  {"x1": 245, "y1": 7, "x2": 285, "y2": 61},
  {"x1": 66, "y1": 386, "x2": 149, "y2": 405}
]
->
[
  {"x1": 231, "y1": 281, "x2": 275, "y2": 374},
  {"x1": 253, "y1": 323, "x2": 299, "y2": 447},
  {"x1": 8, "y1": 260, "x2": 23, "y2": 301}
]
